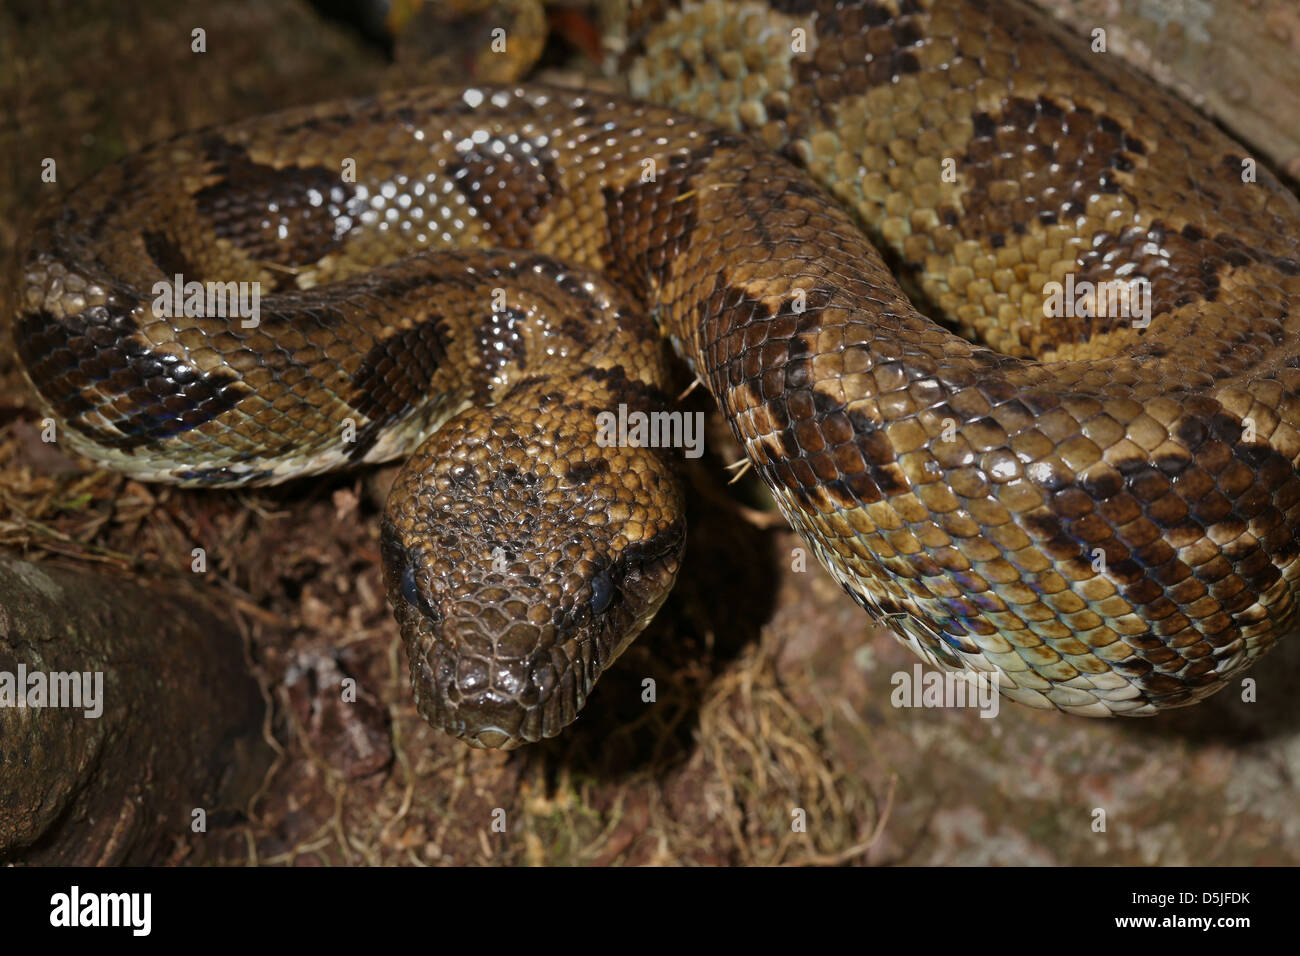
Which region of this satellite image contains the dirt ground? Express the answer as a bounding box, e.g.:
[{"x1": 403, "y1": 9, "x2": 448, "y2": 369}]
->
[{"x1": 1, "y1": 0, "x2": 1297, "y2": 865}]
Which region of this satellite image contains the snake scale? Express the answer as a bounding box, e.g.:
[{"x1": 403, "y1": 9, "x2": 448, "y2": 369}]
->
[{"x1": 13, "y1": 0, "x2": 1300, "y2": 748}]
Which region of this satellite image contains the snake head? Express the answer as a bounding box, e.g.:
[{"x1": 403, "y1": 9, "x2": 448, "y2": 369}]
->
[{"x1": 380, "y1": 397, "x2": 686, "y2": 749}]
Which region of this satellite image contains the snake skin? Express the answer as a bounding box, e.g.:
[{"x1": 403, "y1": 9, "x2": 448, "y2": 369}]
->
[{"x1": 13, "y1": 0, "x2": 1300, "y2": 747}]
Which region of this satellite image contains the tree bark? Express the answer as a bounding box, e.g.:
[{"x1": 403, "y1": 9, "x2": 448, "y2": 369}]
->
[{"x1": 0, "y1": 557, "x2": 271, "y2": 864}]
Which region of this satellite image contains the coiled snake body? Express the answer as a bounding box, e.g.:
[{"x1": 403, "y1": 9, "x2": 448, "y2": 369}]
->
[{"x1": 14, "y1": 0, "x2": 1300, "y2": 747}]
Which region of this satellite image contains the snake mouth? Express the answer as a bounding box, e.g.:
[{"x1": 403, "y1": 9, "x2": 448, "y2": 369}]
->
[
  {"x1": 414, "y1": 627, "x2": 612, "y2": 749},
  {"x1": 464, "y1": 727, "x2": 523, "y2": 750},
  {"x1": 442, "y1": 689, "x2": 536, "y2": 751}
]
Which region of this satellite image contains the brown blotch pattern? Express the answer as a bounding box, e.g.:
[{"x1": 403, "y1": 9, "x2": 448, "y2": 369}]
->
[{"x1": 194, "y1": 136, "x2": 363, "y2": 270}]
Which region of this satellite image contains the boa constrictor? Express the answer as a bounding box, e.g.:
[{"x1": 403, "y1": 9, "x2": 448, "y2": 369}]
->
[{"x1": 14, "y1": 0, "x2": 1300, "y2": 747}]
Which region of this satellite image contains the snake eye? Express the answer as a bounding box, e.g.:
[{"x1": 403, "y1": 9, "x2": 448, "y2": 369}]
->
[
  {"x1": 401, "y1": 562, "x2": 437, "y2": 620},
  {"x1": 590, "y1": 569, "x2": 615, "y2": 615}
]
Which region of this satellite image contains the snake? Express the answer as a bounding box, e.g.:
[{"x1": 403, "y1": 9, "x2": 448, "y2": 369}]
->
[{"x1": 13, "y1": 0, "x2": 1300, "y2": 749}]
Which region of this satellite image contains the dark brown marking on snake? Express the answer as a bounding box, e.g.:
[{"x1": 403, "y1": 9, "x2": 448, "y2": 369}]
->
[
  {"x1": 194, "y1": 136, "x2": 362, "y2": 269},
  {"x1": 347, "y1": 317, "x2": 452, "y2": 459},
  {"x1": 564, "y1": 458, "x2": 610, "y2": 485},
  {"x1": 580, "y1": 363, "x2": 673, "y2": 413},
  {"x1": 597, "y1": 142, "x2": 723, "y2": 306},
  {"x1": 778, "y1": 0, "x2": 929, "y2": 131},
  {"x1": 959, "y1": 96, "x2": 1148, "y2": 255},
  {"x1": 446, "y1": 136, "x2": 561, "y2": 246},
  {"x1": 1044, "y1": 222, "x2": 1300, "y2": 347},
  {"x1": 765, "y1": 0, "x2": 823, "y2": 16},
  {"x1": 345, "y1": 419, "x2": 394, "y2": 464},
  {"x1": 141, "y1": 230, "x2": 196, "y2": 279},
  {"x1": 15, "y1": 305, "x2": 251, "y2": 449},
  {"x1": 476, "y1": 305, "x2": 530, "y2": 376},
  {"x1": 509, "y1": 374, "x2": 552, "y2": 395},
  {"x1": 13, "y1": 310, "x2": 99, "y2": 425},
  {"x1": 448, "y1": 462, "x2": 480, "y2": 491},
  {"x1": 1100, "y1": 404, "x2": 1293, "y2": 645},
  {"x1": 702, "y1": 281, "x2": 834, "y2": 402}
]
